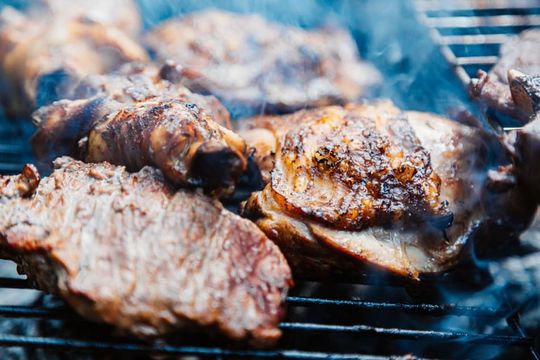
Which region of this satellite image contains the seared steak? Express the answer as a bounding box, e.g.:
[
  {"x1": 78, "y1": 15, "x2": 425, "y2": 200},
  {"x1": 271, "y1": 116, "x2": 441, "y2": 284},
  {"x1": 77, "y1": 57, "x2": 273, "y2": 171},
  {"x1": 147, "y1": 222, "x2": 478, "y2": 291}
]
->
[
  {"x1": 0, "y1": 158, "x2": 292, "y2": 346},
  {"x1": 31, "y1": 64, "x2": 248, "y2": 195},
  {"x1": 242, "y1": 101, "x2": 536, "y2": 278},
  {"x1": 144, "y1": 10, "x2": 381, "y2": 117}
]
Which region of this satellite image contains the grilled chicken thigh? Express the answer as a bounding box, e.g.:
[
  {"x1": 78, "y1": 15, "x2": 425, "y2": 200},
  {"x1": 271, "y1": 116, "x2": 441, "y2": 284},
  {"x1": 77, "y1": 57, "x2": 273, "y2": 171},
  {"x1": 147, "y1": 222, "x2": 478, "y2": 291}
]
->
[
  {"x1": 0, "y1": 5, "x2": 147, "y2": 117},
  {"x1": 0, "y1": 158, "x2": 292, "y2": 346},
  {"x1": 145, "y1": 10, "x2": 381, "y2": 117},
  {"x1": 241, "y1": 101, "x2": 535, "y2": 278},
  {"x1": 32, "y1": 64, "x2": 248, "y2": 194},
  {"x1": 470, "y1": 29, "x2": 540, "y2": 123}
]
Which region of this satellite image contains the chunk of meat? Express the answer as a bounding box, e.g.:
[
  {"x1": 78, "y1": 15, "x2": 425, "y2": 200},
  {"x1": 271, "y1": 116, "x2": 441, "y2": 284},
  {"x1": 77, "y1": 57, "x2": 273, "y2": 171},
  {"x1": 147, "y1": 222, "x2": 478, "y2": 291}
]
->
[
  {"x1": 0, "y1": 6, "x2": 147, "y2": 117},
  {"x1": 31, "y1": 64, "x2": 247, "y2": 195},
  {"x1": 144, "y1": 10, "x2": 381, "y2": 117},
  {"x1": 242, "y1": 101, "x2": 536, "y2": 278},
  {"x1": 470, "y1": 29, "x2": 540, "y2": 123},
  {"x1": 0, "y1": 158, "x2": 292, "y2": 346}
]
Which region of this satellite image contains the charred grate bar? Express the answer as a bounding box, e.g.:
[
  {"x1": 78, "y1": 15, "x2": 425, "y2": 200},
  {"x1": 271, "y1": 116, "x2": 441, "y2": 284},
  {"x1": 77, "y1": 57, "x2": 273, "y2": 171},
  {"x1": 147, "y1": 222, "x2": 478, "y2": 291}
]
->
[
  {"x1": 0, "y1": 273, "x2": 536, "y2": 359},
  {"x1": 414, "y1": 0, "x2": 540, "y2": 86}
]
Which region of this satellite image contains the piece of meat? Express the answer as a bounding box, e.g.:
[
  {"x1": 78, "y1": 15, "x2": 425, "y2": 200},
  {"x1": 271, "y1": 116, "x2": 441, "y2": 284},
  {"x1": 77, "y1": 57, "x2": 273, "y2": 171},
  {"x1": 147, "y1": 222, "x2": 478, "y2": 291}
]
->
[
  {"x1": 504, "y1": 114, "x2": 540, "y2": 205},
  {"x1": 31, "y1": 64, "x2": 247, "y2": 195},
  {"x1": 242, "y1": 101, "x2": 536, "y2": 279},
  {"x1": 0, "y1": 158, "x2": 292, "y2": 346},
  {"x1": 144, "y1": 10, "x2": 381, "y2": 117},
  {"x1": 31, "y1": 0, "x2": 142, "y2": 35},
  {"x1": 470, "y1": 29, "x2": 540, "y2": 123},
  {"x1": 0, "y1": 6, "x2": 148, "y2": 117}
]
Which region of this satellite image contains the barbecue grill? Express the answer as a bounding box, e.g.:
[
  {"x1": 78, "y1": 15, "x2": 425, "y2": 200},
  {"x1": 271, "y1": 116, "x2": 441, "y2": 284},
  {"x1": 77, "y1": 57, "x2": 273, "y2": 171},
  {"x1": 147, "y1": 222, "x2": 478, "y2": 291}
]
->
[{"x1": 1, "y1": 0, "x2": 540, "y2": 358}]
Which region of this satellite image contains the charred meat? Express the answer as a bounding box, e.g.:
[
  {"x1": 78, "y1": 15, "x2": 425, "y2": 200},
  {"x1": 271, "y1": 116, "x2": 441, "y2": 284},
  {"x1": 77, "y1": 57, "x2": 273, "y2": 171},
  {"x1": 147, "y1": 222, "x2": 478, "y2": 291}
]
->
[
  {"x1": 470, "y1": 29, "x2": 540, "y2": 123},
  {"x1": 0, "y1": 5, "x2": 147, "y2": 117},
  {"x1": 31, "y1": 64, "x2": 248, "y2": 194},
  {"x1": 144, "y1": 10, "x2": 381, "y2": 117},
  {"x1": 0, "y1": 158, "x2": 292, "y2": 346},
  {"x1": 242, "y1": 101, "x2": 536, "y2": 278}
]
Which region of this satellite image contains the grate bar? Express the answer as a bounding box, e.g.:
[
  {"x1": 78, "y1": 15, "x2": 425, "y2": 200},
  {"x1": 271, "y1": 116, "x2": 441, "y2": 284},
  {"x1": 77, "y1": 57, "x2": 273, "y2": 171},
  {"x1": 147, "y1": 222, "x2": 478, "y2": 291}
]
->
[
  {"x1": 424, "y1": 15, "x2": 540, "y2": 28},
  {"x1": 440, "y1": 34, "x2": 511, "y2": 45},
  {"x1": 287, "y1": 296, "x2": 507, "y2": 317},
  {"x1": 415, "y1": 0, "x2": 540, "y2": 11},
  {"x1": 0, "y1": 334, "x2": 417, "y2": 359},
  {"x1": 455, "y1": 56, "x2": 499, "y2": 65},
  {"x1": 0, "y1": 278, "x2": 29, "y2": 289},
  {"x1": 280, "y1": 322, "x2": 532, "y2": 346}
]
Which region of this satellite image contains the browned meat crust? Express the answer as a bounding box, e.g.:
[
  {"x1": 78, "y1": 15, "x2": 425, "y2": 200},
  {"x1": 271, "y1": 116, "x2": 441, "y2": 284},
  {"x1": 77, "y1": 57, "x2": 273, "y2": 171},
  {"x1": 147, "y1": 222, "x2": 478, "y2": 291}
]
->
[
  {"x1": 31, "y1": 64, "x2": 248, "y2": 194},
  {"x1": 242, "y1": 101, "x2": 536, "y2": 278},
  {"x1": 243, "y1": 105, "x2": 448, "y2": 231},
  {"x1": 470, "y1": 29, "x2": 540, "y2": 123},
  {"x1": 0, "y1": 158, "x2": 292, "y2": 346},
  {"x1": 0, "y1": 5, "x2": 147, "y2": 117},
  {"x1": 31, "y1": 0, "x2": 142, "y2": 35},
  {"x1": 144, "y1": 10, "x2": 381, "y2": 116}
]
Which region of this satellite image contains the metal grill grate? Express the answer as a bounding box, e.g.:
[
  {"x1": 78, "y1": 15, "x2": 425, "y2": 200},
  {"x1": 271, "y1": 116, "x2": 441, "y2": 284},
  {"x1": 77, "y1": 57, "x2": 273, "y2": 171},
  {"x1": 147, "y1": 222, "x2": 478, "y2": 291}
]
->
[
  {"x1": 414, "y1": 0, "x2": 540, "y2": 86},
  {"x1": 1, "y1": 2, "x2": 540, "y2": 357}
]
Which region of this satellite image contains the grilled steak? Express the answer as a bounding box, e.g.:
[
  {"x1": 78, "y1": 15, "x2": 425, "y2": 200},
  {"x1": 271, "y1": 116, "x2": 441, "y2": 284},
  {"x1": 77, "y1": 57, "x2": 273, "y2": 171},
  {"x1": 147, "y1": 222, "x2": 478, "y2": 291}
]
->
[
  {"x1": 144, "y1": 10, "x2": 381, "y2": 117},
  {"x1": 31, "y1": 64, "x2": 248, "y2": 194},
  {"x1": 470, "y1": 29, "x2": 540, "y2": 123},
  {"x1": 241, "y1": 101, "x2": 535, "y2": 278},
  {"x1": 0, "y1": 4, "x2": 147, "y2": 117},
  {"x1": 0, "y1": 158, "x2": 292, "y2": 346},
  {"x1": 31, "y1": 0, "x2": 142, "y2": 35}
]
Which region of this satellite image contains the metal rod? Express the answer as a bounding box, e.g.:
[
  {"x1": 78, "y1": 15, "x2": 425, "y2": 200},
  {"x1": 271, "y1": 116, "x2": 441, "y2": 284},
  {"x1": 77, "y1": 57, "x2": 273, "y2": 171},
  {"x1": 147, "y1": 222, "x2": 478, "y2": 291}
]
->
[
  {"x1": 0, "y1": 306, "x2": 73, "y2": 319},
  {"x1": 279, "y1": 322, "x2": 532, "y2": 346},
  {"x1": 455, "y1": 56, "x2": 499, "y2": 65},
  {"x1": 440, "y1": 34, "x2": 510, "y2": 45},
  {"x1": 415, "y1": 0, "x2": 540, "y2": 11},
  {"x1": 0, "y1": 278, "x2": 29, "y2": 289},
  {"x1": 287, "y1": 296, "x2": 508, "y2": 317},
  {"x1": 0, "y1": 334, "x2": 417, "y2": 359},
  {"x1": 424, "y1": 15, "x2": 540, "y2": 28}
]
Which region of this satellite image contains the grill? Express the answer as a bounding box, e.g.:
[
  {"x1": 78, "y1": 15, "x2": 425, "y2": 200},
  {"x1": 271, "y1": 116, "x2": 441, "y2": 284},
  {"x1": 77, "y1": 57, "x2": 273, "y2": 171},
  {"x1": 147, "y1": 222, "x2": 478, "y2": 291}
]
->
[
  {"x1": 414, "y1": 0, "x2": 540, "y2": 86},
  {"x1": 1, "y1": 1, "x2": 540, "y2": 359}
]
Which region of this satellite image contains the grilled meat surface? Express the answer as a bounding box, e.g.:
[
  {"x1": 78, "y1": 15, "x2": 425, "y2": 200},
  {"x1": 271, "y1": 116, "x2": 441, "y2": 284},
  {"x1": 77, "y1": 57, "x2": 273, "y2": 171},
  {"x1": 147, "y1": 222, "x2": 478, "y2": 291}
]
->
[
  {"x1": 0, "y1": 158, "x2": 292, "y2": 346},
  {"x1": 32, "y1": 0, "x2": 142, "y2": 35},
  {"x1": 242, "y1": 101, "x2": 536, "y2": 278},
  {"x1": 0, "y1": 5, "x2": 147, "y2": 117},
  {"x1": 470, "y1": 29, "x2": 540, "y2": 123},
  {"x1": 145, "y1": 10, "x2": 381, "y2": 117},
  {"x1": 32, "y1": 64, "x2": 248, "y2": 194}
]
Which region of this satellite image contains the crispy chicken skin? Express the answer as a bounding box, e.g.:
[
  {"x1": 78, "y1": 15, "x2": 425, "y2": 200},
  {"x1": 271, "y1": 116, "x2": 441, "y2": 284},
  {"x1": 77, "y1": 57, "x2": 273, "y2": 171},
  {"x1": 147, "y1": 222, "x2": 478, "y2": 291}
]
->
[
  {"x1": 242, "y1": 101, "x2": 536, "y2": 278},
  {"x1": 31, "y1": 64, "x2": 247, "y2": 194},
  {"x1": 144, "y1": 10, "x2": 381, "y2": 116},
  {"x1": 470, "y1": 29, "x2": 540, "y2": 123},
  {"x1": 0, "y1": 158, "x2": 292, "y2": 346},
  {"x1": 0, "y1": 6, "x2": 147, "y2": 117}
]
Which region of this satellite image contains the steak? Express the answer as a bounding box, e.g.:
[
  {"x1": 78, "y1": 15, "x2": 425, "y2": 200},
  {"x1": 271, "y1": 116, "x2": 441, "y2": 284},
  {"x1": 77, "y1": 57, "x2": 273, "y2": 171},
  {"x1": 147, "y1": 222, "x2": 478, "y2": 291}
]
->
[
  {"x1": 0, "y1": 158, "x2": 292, "y2": 346},
  {"x1": 144, "y1": 10, "x2": 381, "y2": 117}
]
